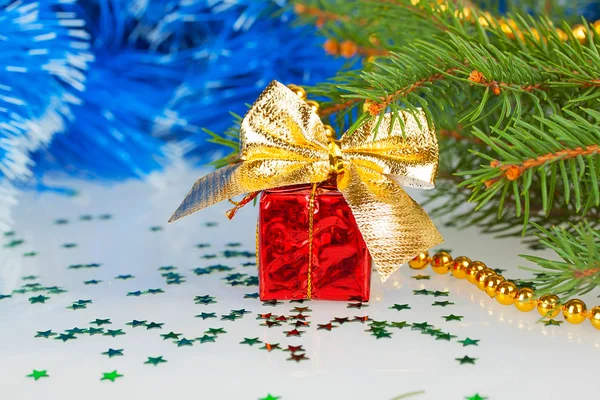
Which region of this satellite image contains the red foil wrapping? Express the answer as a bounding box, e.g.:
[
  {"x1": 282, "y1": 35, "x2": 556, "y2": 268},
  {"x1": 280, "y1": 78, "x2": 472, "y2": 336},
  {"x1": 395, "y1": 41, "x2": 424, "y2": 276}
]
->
[{"x1": 258, "y1": 183, "x2": 371, "y2": 301}]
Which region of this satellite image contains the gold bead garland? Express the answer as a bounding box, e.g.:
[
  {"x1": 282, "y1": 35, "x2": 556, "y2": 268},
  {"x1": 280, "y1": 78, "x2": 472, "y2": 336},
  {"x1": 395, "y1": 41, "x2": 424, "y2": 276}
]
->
[{"x1": 410, "y1": 250, "x2": 600, "y2": 330}]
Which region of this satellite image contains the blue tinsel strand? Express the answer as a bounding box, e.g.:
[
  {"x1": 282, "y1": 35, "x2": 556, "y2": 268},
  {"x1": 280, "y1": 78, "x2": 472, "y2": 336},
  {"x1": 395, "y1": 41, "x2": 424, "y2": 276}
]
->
[
  {"x1": 0, "y1": 0, "x2": 92, "y2": 228},
  {"x1": 31, "y1": 0, "x2": 344, "y2": 180}
]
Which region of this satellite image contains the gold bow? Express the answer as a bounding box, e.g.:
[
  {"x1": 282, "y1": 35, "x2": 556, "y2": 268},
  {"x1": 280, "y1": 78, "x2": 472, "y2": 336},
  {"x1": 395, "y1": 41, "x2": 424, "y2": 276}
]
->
[{"x1": 169, "y1": 81, "x2": 443, "y2": 281}]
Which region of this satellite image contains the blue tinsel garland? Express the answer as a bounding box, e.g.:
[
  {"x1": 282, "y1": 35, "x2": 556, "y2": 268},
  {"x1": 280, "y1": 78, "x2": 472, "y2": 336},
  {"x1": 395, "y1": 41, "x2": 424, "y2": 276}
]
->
[{"x1": 30, "y1": 0, "x2": 345, "y2": 180}]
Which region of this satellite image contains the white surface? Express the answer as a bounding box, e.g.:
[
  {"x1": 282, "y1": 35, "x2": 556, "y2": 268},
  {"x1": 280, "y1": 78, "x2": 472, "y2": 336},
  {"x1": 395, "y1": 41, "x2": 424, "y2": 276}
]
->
[{"x1": 1, "y1": 168, "x2": 598, "y2": 400}]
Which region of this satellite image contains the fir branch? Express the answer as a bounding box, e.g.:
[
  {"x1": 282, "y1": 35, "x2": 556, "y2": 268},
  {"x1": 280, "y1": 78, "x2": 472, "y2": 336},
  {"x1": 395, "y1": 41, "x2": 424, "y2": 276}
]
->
[{"x1": 520, "y1": 222, "x2": 600, "y2": 298}]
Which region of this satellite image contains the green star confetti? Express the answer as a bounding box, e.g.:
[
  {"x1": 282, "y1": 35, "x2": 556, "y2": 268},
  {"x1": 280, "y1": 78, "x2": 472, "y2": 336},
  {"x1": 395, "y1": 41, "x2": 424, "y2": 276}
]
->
[
  {"x1": 458, "y1": 338, "x2": 480, "y2": 347},
  {"x1": 23, "y1": 252, "x2": 38, "y2": 257},
  {"x1": 145, "y1": 356, "x2": 167, "y2": 366},
  {"x1": 99, "y1": 214, "x2": 112, "y2": 220},
  {"x1": 195, "y1": 312, "x2": 216, "y2": 320},
  {"x1": 176, "y1": 338, "x2": 194, "y2": 347},
  {"x1": 161, "y1": 332, "x2": 182, "y2": 340},
  {"x1": 146, "y1": 322, "x2": 164, "y2": 330},
  {"x1": 29, "y1": 295, "x2": 49, "y2": 304},
  {"x1": 62, "y1": 243, "x2": 77, "y2": 248},
  {"x1": 221, "y1": 313, "x2": 241, "y2": 321},
  {"x1": 88, "y1": 327, "x2": 104, "y2": 336},
  {"x1": 103, "y1": 329, "x2": 125, "y2": 337},
  {"x1": 159, "y1": 266, "x2": 176, "y2": 271},
  {"x1": 244, "y1": 293, "x2": 259, "y2": 299},
  {"x1": 373, "y1": 330, "x2": 392, "y2": 339},
  {"x1": 90, "y1": 318, "x2": 111, "y2": 326},
  {"x1": 146, "y1": 288, "x2": 164, "y2": 295},
  {"x1": 423, "y1": 328, "x2": 444, "y2": 337},
  {"x1": 347, "y1": 302, "x2": 368, "y2": 309},
  {"x1": 432, "y1": 301, "x2": 454, "y2": 307},
  {"x1": 240, "y1": 337, "x2": 262, "y2": 346},
  {"x1": 435, "y1": 333, "x2": 457, "y2": 341},
  {"x1": 66, "y1": 303, "x2": 87, "y2": 310},
  {"x1": 65, "y1": 327, "x2": 87, "y2": 335},
  {"x1": 84, "y1": 280, "x2": 102, "y2": 285},
  {"x1": 101, "y1": 370, "x2": 123, "y2": 382},
  {"x1": 197, "y1": 335, "x2": 216, "y2": 343},
  {"x1": 26, "y1": 370, "x2": 49, "y2": 381},
  {"x1": 262, "y1": 300, "x2": 283, "y2": 307},
  {"x1": 231, "y1": 308, "x2": 251, "y2": 315},
  {"x1": 102, "y1": 348, "x2": 124, "y2": 358},
  {"x1": 194, "y1": 295, "x2": 216, "y2": 305},
  {"x1": 126, "y1": 320, "x2": 147, "y2": 328},
  {"x1": 55, "y1": 219, "x2": 69, "y2": 225},
  {"x1": 411, "y1": 322, "x2": 434, "y2": 331},
  {"x1": 80, "y1": 215, "x2": 93, "y2": 221},
  {"x1": 0, "y1": 294, "x2": 12, "y2": 300},
  {"x1": 412, "y1": 274, "x2": 430, "y2": 280},
  {"x1": 22, "y1": 275, "x2": 38, "y2": 280},
  {"x1": 54, "y1": 333, "x2": 77, "y2": 342},
  {"x1": 35, "y1": 330, "x2": 57, "y2": 338},
  {"x1": 5, "y1": 239, "x2": 24, "y2": 248},
  {"x1": 149, "y1": 226, "x2": 163, "y2": 232},
  {"x1": 466, "y1": 394, "x2": 488, "y2": 400},
  {"x1": 390, "y1": 321, "x2": 411, "y2": 329},
  {"x1": 115, "y1": 274, "x2": 134, "y2": 280},
  {"x1": 369, "y1": 320, "x2": 388, "y2": 328},
  {"x1": 413, "y1": 289, "x2": 434, "y2": 296},
  {"x1": 455, "y1": 355, "x2": 477, "y2": 365},
  {"x1": 543, "y1": 319, "x2": 563, "y2": 326},
  {"x1": 443, "y1": 314, "x2": 463, "y2": 322},
  {"x1": 259, "y1": 395, "x2": 281, "y2": 400},
  {"x1": 127, "y1": 291, "x2": 143, "y2": 297},
  {"x1": 433, "y1": 291, "x2": 450, "y2": 297},
  {"x1": 390, "y1": 304, "x2": 411, "y2": 311},
  {"x1": 260, "y1": 343, "x2": 281, "y2": 352},
  {"x1": 205, "y1": 328, "x2": 226, "y2": 336}
]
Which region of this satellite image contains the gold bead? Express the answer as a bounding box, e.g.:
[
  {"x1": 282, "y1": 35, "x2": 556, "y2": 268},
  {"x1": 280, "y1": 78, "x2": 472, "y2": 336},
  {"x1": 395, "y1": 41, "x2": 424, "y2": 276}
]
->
[
  {"x1": 537, "y1": 294, "x2": 561, "y2": 318},
  {"x1": 465, "y1": 261, "x2": 486, "y2": 284},
  {"x1": 475, "y1": 268, "x2": 496, "y2": 290},
  {"x1": 305, "y1": 100, "x2": 320, "y2": 114},
  {"x1": 589, "y1": 306, "x2": 600, "y2": 330},
  {"x1": 408, "y1": 251, "x2": 430, "y2": 270},
  {"x1": 286, "y1": 84, "x2": 306, "y2": 100},
  {"x1": 495, "y1": 281, "x2": 518, "y2": 305},
  {"x1": 555, "y1": 28, "x2": 569, "y2": 41},
  {"x1": 514, "y1": 287, "x2": 536, "y2": 312},
  {"x1": 484, "y1": 275, "x2": 505, "y2": 298},
  {"x1": 562, "y1": 299, "x2": 587, "y2": 324},
  {"x1": 572, "y1": 24, "x2": 587, "y2": 42},
  {"x1": 431, "y1": 251, "x2": 452, "y2": 274},
  {"x1": 451, "y1": 256, "x2": 470, "y2": 279}
]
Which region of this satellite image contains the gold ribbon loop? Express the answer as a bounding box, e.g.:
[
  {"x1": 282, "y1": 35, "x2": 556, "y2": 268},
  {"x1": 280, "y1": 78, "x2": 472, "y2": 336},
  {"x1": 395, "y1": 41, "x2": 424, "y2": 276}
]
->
[{"x1": 169, "y1": 80, "x2": 443, "y2": 281}]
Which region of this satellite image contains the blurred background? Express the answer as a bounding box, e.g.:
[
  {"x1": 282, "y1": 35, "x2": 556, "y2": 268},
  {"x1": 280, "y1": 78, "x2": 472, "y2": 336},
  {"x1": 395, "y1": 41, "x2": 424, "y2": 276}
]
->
[{"x1": 1, "y1": 0, "x2": 600, "y2": 231}]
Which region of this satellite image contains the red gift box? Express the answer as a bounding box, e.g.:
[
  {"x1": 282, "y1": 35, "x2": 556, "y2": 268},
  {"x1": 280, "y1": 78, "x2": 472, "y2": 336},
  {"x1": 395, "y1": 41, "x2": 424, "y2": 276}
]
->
[{"x1": 258, "y1": 182, "x2": 371, "y2": 301}]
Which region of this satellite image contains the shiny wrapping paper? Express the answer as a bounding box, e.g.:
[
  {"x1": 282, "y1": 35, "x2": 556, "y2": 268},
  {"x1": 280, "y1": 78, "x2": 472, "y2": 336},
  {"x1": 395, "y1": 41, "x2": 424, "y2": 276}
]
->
[
  {"x1": 170, "y1": 80, "x2": 443, "y2": 292},
  {"x1": 258, "y1": 183, "x2": 371, "y2": 301}
]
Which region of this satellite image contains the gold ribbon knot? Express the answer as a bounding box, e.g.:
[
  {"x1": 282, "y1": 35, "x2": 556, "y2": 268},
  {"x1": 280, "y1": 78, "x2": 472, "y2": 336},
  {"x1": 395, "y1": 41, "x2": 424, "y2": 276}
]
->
[{"x1": 169, "y1": 80, "x2": 443, "y2": 281}]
